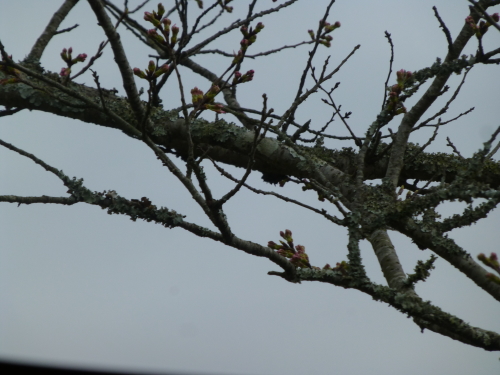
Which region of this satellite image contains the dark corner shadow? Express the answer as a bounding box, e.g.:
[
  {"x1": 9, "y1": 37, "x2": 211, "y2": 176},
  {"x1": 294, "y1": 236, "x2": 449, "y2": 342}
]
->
[{"x1": 0, "y1": 359, "x2": 244, "y2": 375}]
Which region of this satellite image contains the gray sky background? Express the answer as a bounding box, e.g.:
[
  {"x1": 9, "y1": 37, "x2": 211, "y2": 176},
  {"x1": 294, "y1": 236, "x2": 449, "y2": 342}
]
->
[{"x1": 1, "y1": 1, "x2": 500, "y2": 374}]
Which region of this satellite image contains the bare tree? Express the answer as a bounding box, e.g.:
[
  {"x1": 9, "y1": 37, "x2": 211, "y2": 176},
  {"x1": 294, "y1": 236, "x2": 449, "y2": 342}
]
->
[{"x1": 1, "y1": 0, "x2": 500, "y2": 355}]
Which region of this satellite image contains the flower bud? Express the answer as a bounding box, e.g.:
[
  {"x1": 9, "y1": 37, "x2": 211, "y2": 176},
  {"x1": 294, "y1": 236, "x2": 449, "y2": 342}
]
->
[
  {"x1": 60, "y1": 48, "x2": 68, "y2": 62},
  {"x1": 73, "y1": 53, "x2": 87, "y2": 63},
  {"x1": 144, "y1": 11, "x2": 160, "y2": 27},
  {"x1": 191, "y1": 87, "x2": 204, "y2": 105},
  {"x1": 205, "y1": 103, "x2": 226, "y2": 114},
  {"x1": 240, "y1": 39, "x2": 249, "y2": 50},
  {"x1": 60, "y1": 67, "x2": 71, "y2": 77},
  {"x1": 147, "y1": 60, "x2": 156, "y2": 74},
  {"x1": 133, "y1": 67, "x2": 147, "y2": 79},
  {"x1": 157, "y1": 3, "x2": 165, "y2": 18},
  {"x1": 153, "y1": 64, "x2": 169, "y2": 78},
  {"x1": 232, "y1": 50, "x2": 243, "y2": 64}
]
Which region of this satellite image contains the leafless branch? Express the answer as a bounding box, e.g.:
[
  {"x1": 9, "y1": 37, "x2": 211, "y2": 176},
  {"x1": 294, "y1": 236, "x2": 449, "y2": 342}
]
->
[
  {"x1": 433, "y1": 6, "x2": 454, "y2": 54},
  {"x1": 26, "y1": 0, "x2": 79, "y2": 62}
]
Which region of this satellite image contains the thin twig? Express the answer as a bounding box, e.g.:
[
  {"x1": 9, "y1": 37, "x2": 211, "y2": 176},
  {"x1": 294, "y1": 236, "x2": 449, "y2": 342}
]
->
[
  {"x1": 382, "y1": 31, "x2": 394, "y2": 110},
  {"x1": 433, "y1": 6, "x2": 454, "y2": 54},
  {"x1": 446, "y1": 137, "x2": 464, "y2": 158},
  {"x1": 26, "y1": 0, "x2": 79, "y2": 62}
]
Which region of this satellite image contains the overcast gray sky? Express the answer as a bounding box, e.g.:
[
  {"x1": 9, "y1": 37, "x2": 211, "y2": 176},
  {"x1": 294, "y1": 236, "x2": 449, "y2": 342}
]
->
[{"x1": 1, "y1": 1, "x2": 500, "y2": 374}]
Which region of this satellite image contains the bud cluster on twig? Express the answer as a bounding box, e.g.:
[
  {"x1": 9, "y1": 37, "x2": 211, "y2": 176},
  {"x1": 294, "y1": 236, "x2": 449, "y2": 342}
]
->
[
  {"x1": 144, "y1": 3, "x2": 180, "y2": 50},
  {"x1": 133, "y1": 60, "x2": 169, "y2": 82},
  {"x1": 268, "y1": 229, "x2": 312, "y2": 268},
  {"x1": 308, "y1": 20, "x2": 341, "y2": 48},
  {"x1": 385, "y1": 69, "x2": 413, "y2": 116},
  {"x1": 190, "y1": 85, "x2": 225, "y2": 114},
  {"x1": 465, "y1": 13, "x2": 499, "y2": 39},
  {"x1": 478, "y1": 252, "x2": 500, "y2": 285},
  {"x1": 59, "y1": 47, "x2": 87, "y2": 79},
  {"x1": 233, "y1": 22, "x2": 265, "y2": 65}
]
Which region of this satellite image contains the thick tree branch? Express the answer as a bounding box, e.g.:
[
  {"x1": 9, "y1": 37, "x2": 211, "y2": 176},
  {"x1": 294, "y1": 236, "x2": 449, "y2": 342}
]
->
[{"x1": 26, "y1": 0, "x2": 79, "y2": 63}]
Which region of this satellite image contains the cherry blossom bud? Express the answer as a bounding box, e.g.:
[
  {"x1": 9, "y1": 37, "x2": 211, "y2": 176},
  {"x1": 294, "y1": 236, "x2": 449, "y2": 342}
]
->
[
  {"x1": 171, "y1": 25, "x2": 179, "y2": 45},
  {"x1": 268, "y1": 241, "x2": 280, "y2": 249},
  {"x1": 157, "y1": 3, "x2": 165, "y2": 18},
  {"x1": 60, "y1": 48, "x2": 68, "y2": 62},
  {"x1": 232, "y1": 50, "x2": 243, "y2": 64},
  {"x1": 147, "y1": 60, "x2": 156, "y2": 74},
  {"x1": 205, "y1": 103, "x2": 226, "y2": 114},
  {"x1": 144, "y1": 11, "x2": 160, "y2": 27},
  {"x1": 73, "y1": 53, "x2": 87, "y2": 63},
  {"x1": 133, "y1": 68, "x2": 147, "y2": 79},
  {"x1": 191, "y1": 87, "x2": 204, "y2": 105},
  {"x1": 60, "y1": 67, "x2": 71, "y2": 77},
  {"x1": 295, "y1": 245, "x2": 305, "y2": 254},
  {"x1": 492, "y1": 13, "x2": 499, "y2": 22},
  {"x1": 153, "y1": 64, "x2": 169, "y2": 78}
]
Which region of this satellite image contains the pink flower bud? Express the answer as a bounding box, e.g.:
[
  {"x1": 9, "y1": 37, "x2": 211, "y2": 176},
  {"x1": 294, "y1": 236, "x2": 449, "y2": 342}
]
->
[
  {"x1": 205, "y1": 103, "x2": 226, "y2": 114},
  {"x1": 60, "y1": 67, "x2": 71, "y2": 77},
  {"x1": 191, "y1": 87, "x2": 204, "y2": 105},
  {"x1": 492, "y1": 13, "x2": 499, "y2": 22},
  {"x1": 74, "y1": 53, "x2": 87, "y2": 63},
  {"x1": 144, "y1": 11, "x2": 160, "y2": 27},
  {"x1": 133, "y1": 67, "x2": 146, "y2": 79},
  {"x1": 153, "y1": 64, "x2": 169, "y2": 78}
]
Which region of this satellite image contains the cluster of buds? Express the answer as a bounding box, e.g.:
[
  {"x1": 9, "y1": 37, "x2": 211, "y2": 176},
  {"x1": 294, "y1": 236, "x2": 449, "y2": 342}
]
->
[
  {"x1": 308, "y1": 20, "x2": 341, "y2": 48},
  {"x1": 133, "y1": 60, "x2": 169, "y2": 82},
  {"x1": 301, "y1": 179, "x2": 327, "y2": 202},
  {"x1": 144, "y1": 4, "x2": 180, "y2": 49},
  {"x1": 323, "y1": 261, "x2": 350, "y2": 276},
  {"x1": 59, "y1": 47, "x2": 87, "y2": 78},
  {"x1": 385, "y1": 69, "x2": 412, "y2": 115},
  {"x1": 232, "y1": 69, "x2": 254, "y2": 85},
  {"x1": 190, "y1": 85, "x2": 225, "y2": 114},
  {"x1": 218, "y1": 0, "x2": 233, "y2": 13},
  {"x1": 268, "y1": 229, "x2": 311, "y2": 268},
  {"x1": 465, "y1": 13, "x2": 499, "y2": 38},
  {"x1": 232, "y1": 22, "x2": 264, "y2": 64},
  {"x1": 0, "y1": 54, "x2": 21, "y2": 85},
  {"x1": 478, "y1": 252, "x2": 500, "y2": 285}
]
